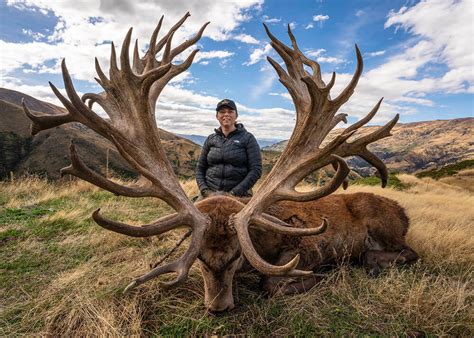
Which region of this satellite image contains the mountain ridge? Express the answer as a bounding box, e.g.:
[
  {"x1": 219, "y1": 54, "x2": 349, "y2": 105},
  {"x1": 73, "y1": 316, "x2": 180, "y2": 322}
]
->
[
  {"x1": 0, "y1": 88, "x2": 201, "y2": 179},
  {"x1": 264, "y1": 117, "x2": 473, "y2": 174},
  {"x1": 1, "y1": 87, "x2": 472, "y2": 179}
]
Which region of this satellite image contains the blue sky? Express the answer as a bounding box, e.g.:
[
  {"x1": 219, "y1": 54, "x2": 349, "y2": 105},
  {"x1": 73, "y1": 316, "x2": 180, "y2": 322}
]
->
[{"x1": 0, "y1": 0, "x2": 472, "y2": 140}]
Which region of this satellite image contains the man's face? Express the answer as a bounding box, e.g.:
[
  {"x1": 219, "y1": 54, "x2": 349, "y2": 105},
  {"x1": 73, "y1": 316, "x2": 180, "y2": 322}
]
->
[{"x1": 216, "y1": 107, "x2": 237, "y2": 128}]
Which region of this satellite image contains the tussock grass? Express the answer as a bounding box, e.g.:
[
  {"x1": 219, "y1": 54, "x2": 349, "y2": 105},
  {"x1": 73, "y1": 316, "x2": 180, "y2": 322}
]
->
[{"x1": 1, "y1": 174, "x2": 472, "y2": 336}]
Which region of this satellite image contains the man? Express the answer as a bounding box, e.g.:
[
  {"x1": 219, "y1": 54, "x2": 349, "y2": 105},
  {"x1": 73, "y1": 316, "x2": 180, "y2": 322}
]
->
[{"x1": 196, "y1": 99, "x2": 262, "y2": 198}]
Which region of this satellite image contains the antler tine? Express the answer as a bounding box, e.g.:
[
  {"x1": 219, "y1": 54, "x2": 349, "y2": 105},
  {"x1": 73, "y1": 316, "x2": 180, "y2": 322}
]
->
[
  {"x1": 330, "y1": 44, "x2": 363, "y2": 109},
  {"x1": 169, "y1": 21, "x2": 210, "y2": 61},
  {"x1": 330, "y1": 113, "x2": 348, "y2": 130},
  {"x1": 141, "y1": 63, "x2": 172, "y2": 92},
  {"x1": 263, "y1": 23, "x2": 300, "y2": 80},
  {"x1": 252, "y1": 215, "x2": 328, "y2": 236},
  {"x1": 81, "y1": 92, "x2": 105, "y2": 110},
  {"x1": 338, "y1": 114, "x2": 399, "y2": 187},
  {"x1": 287, "y1": 23, "x2": 325, "y2": 85},
  {"x1": 120, "y1": 28, "x2": 134, "y2": 78},
  {"x1": 146, "y1": 16, "x2": 164, "y2": 64},
  {"x1": 132, "y1": 39, "x2": 141, "y2": 73},
  {"x1": 124, "y1": 225, "x2": 206, "y2": 291},
  {"x1": 92, "y1": 209, "x2": 188, "y2": 237},
  {"x1": 109, "y1": 42, "x2": 119, "y2": 79},
  {"x1": 60, "y1": 59, "x2": 115, "y2": 135},
  {"x1": 267, "y1": 56, "x2": 302, "y2": 107},
  {"x1": 22, "y1": 98, "x2": 74, "y2": 135},
  {"x1": 345, "y1": 98, "x2": 383, "y2": 133},
  {"x1": 280, "y1": 155, "x2": 350, "y2": 202},
  {"x1": 155, "y1": 12, "x2": 191, "y2": 56},
  {"x1": 234, "y1": 213, "x2": 312, "y2": 276},
  {"x1": 263, "y1": 23, "x2": 295, "y2": 60},
  {"x1": 147, "y1": 49, "x2": 200, "y2": 105},
  {"x1": 161, "y1": 31, "x2": 174, "y2": 65},
  {"x1": 94, "y1": 57, "x2": 111, "y2": 88},
  {"x1": 61, "y1": 142, "x2": 158, "y2": 198}
]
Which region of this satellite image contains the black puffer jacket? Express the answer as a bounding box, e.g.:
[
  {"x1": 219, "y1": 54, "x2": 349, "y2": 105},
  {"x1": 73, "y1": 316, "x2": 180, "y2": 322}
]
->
[{"x1": 196, "y1": 123, "x2": 262, "y2": 196}]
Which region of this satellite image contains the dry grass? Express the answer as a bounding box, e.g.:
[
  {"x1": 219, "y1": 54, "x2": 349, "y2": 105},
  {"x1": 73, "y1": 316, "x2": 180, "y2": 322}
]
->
[
  {"x1": 439, "y1": 168, "x2": 474, "y2": 193},
  {"x1": 1, "y1": 174, "x2": 472, "y2": 336}
]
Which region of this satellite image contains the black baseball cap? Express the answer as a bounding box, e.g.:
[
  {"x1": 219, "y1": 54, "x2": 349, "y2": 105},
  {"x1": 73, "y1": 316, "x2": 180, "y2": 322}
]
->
[{"x1": 216, "y1": 99, "x2": 237, "y2": 112}]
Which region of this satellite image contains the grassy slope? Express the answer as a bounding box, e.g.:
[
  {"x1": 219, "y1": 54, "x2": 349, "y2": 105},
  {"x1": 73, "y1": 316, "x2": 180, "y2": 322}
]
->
[{"x1": 0, "y1": 175, "x2": 472, "y2": 336}]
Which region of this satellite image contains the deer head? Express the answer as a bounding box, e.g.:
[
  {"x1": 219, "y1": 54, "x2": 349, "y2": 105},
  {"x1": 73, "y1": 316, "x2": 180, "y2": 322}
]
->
[{"x1": 23, "y1": 15, "x2": 397, "y2": 312}]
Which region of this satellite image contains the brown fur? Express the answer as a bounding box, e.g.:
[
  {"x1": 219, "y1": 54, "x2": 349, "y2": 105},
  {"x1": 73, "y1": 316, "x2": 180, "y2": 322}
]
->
[{"x1": 195, "y1": 193, "x2": 419, "y2": 311}]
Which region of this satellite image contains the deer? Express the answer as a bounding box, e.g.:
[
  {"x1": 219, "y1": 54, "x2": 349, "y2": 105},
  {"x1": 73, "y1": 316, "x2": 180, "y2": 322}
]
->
[{"x1": 22, "y1": 13, "x2": 419, "y2": 313}]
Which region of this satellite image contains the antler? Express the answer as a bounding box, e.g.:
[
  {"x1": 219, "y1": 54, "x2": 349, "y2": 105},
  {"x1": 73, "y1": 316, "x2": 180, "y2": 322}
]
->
[
  {"x1": 232, "y1": 24, "x2": 399, "y2": 276},
  {"x1": 22, "y1": 13, "x2": 210, "y2": 288}
]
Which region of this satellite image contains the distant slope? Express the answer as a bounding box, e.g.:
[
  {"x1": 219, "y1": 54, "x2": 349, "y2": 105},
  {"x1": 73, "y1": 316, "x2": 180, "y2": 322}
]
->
[
  {"x1": 264, "y1": 118, "x2": 474, "y2": 174},
  {"x1": 0, "y1": 88, "x2": 201, "y2": 179},
  {"x1": 178, "y1": 133, "x2": 283, "y2": 149},
  {"x1": 178, "y1": 134, "x2": 207, "y2": 147}
]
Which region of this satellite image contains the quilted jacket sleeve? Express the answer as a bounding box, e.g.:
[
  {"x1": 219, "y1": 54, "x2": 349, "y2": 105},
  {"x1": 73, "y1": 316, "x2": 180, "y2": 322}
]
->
[
  {"x1": 195, "y1": 136, "x2": 211, "y2": 193},
  {"x1": 230, "y1": 133, "x2": 262, "y2": 196}
]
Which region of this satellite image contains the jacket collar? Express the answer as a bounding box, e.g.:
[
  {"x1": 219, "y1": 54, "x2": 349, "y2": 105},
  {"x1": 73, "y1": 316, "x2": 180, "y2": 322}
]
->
[{"x1": 215, "y1": 123, "x2": 245, "y2": 137}]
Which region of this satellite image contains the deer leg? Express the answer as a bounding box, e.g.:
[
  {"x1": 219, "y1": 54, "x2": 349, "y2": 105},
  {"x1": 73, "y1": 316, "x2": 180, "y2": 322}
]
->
[
  {"x1": 261, "y1": 251, "x2": 323, "y2": 296},
  {"x1": 363, "y1": 246, "x2": 419, "y2": 277}
]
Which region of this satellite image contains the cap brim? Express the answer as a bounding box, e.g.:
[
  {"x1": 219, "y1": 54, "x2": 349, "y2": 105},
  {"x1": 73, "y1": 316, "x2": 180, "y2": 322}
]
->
[{"x1": 216, "y1": 104, "x2": 236, "y2": 111}]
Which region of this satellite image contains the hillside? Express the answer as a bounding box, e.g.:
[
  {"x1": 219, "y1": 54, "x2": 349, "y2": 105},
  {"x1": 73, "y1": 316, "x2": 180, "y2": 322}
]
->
[
  {"x1": 265, "y1": 118, "x2": 474, "y2": 174},
  {"x1": 0, "y1": 88, "x2": 201, "y2": 179}
]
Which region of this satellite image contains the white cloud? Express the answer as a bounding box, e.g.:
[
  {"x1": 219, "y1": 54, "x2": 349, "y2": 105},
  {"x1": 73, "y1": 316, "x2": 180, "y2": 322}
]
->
[
  {"x1": 22, "y1": 28, "x2": 45, "y2": 41},
  {"x1": 153, "y1": 84, "x2": 296, "y2": 139},
  {"x1": 312, "y1": 14, "x2": 329, "y2": 22},
  {"x1": 268, "y1": 92, "x2": 291, "y2": 100},
  {"x1": 244, "y1": 43, "x2": 272, "y2": 66},
  {"x1": 316, "y1": 56, "x2": 345, "y2": 64},
  {"x1": 262, "y1": 15, "x2": 281, "y2": 24},
  {"x1": 288, "y1": 22, "x2": 296, "y2": 30},
  {"x1": 306, "y1": 48, "x2": 326, "y2": 58},
  {"x1": 194, "y1": 50, "x2": 234, "y2": 63},
  {"x1": 365, "y1": 50, "x2": 386, "y2": 57},
  {"x1": 384, "y1": 0, "x2": 474, "y2": 94},
  {"x1": 1, "y1": 0, "x2": 263, "y2": 81},
  {"x1": 233, "y1": 33, "x2": 260, "y2": 44},
  {"x1": 305, "y1": 48, "x2": 345, "y2": 64},
  {"x1": 305, "y1": 23, "x2": 314, "y2": 30}
]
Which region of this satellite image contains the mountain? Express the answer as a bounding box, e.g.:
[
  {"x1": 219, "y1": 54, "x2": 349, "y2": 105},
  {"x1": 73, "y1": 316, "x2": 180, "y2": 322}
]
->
[
  {"x1": 178, "y1": 134, "x2": 207, "y2": 146},
  {"x1": 0, "y1": 88, "x2": 201, "y2": 180},
  {"x1": 264, "y1": 118, "x2": 474, "y2": 174},
  {"x1": 178, "y1": 133, "x2": 283, "y2": 148}
]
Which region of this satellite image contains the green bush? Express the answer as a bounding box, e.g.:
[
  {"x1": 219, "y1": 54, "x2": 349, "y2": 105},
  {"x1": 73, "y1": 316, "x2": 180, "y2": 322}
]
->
[
  {"x1": 416, "y1": 160, "x2": 474, "y2": 180},
  {"x1": 352, "y1": 173, "x2": 409, "y2": 190}
]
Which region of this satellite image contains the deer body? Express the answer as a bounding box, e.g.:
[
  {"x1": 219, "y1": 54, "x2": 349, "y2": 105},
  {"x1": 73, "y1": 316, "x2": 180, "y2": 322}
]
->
[
  {"x1": 23, "y1": 13, "x2": 418, "y2": 313},
  {"x1": 196, "y1": 193, "x2": 418, "y2": 312}
]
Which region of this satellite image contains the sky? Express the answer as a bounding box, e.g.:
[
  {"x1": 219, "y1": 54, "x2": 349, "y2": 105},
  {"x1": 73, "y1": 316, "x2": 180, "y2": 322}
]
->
[{"x1": 0, "y1": 0, "x2": 473, "y2": 141}]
